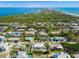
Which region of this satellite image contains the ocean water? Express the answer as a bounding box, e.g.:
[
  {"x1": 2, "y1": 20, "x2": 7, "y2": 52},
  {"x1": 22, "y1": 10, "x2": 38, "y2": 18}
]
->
[
  {"x1": 0, "y1": 8, "x2": 43, "y2": 16},
  {"x1": 54, "y1": 8, "x2": 79, "y2": 16},
  {"x1": 0, "y1": 7, "x2": 79, "y2": 16}
]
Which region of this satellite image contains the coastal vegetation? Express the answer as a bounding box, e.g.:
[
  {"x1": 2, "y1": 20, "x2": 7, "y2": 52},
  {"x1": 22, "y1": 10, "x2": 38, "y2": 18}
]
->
[{"x1": 0, "y1": 10, "x2": 79, "y2": 23}]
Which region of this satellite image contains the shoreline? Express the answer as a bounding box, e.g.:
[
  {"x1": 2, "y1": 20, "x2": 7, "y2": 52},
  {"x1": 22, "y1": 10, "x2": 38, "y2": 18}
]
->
[
  {"x1": 62, "y1": 12, "x2": 79, "y2": 17},
  {"x1": 54, "y1": 10, "x2": 79, "y2": 17},
  {"x1": 0, "y1": 8, "x2": 79, "y2": 17}
]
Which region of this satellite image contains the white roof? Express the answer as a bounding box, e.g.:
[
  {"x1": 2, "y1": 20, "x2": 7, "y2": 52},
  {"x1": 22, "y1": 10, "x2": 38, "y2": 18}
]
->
[
  {"x1": 39, "y1": 31, "x2": 48, "y2": 36},
  {"x1": 25, "y1": 37, "x2": 34, "y2": 40},
  {"x1": 0, "y1": 36, "x2": 5, "y2": 39},
  {"x1": 50, "y1": 43, "x2": 63, "y2": 49},
  {"x1": 7, "y1": 37, "x2": 20, "y2": 40},
  {"x1": 0, "y1": 42, "x2": 7, "y2": 49},
  {"x1": 50, "y1": 31, "x2": 61, "y2": 34},
  {"x1": 17, "y1": 51, "x2": 27, "y2": 58},
  {"x1": 25, "y1": 31, "x2": 35, "y2": 35},
  {"x1": 33, "y1": 43, "x2": 45, "y2": 48},
  {"x1": 28, "y1": 28, "x2": 35, "y2": 31},
  {"x1": 0, "y1": 36, "x2": 5, "y2": 41},
  {"x1": 50, "y1": 37, "x2": 66, "y2": 40}
]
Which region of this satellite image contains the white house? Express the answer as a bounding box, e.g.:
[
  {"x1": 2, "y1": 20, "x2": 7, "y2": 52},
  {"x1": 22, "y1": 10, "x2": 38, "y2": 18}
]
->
[
  {"x1": 28, "y1": 28, "x2": 37, "y2": 32},
  {"x1": 39, "y1": 31, "x2": 48, "y2": 36},
  {"x1": 50, "y1": 31, "x2": 61, "y2": 35},
  {"x1": 32, "y1": 42, "x2": 47, "y2": 52},
  {"x1": 0, "y1": 36, "x2": 6, "y2": 52},
  {"x1": 6, "y1": 37, "x2": 20, "y2": 41},
  {"x1": 16, "y1": 25, "x2": 26, "y2": 32},
  {"x1": 49, "y1": 43, "x2": 63, "y2": 50},
  {"x1": 25, "y1": 31, "x2": 35, "y2": 36},
  {"x1": 17, "y1": 51, "x2": 27, "y2": 58}
]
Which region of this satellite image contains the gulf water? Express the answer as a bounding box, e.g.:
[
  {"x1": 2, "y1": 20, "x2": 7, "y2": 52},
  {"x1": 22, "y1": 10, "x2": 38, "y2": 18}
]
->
[{"x1": 0, "y1": 7, "x2": 79, "y2": 16}]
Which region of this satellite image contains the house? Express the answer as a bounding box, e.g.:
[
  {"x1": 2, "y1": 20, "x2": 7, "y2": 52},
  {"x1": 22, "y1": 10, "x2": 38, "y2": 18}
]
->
[
  {"x1": 49, "y1": 43, "x2": 63, "y2": 50},
  {"x1": 3, "y1": 32, "x2": 12, "y2": 37},
  {"x1": 34, "y1": 22, "x2": 46, "y2": 27},
  {"x1": 0, "y1": 26, "x2": 8, "y2": 32},
  {"x1": 38, "y1": 36, "x2": 48, "y2": 42},
  {"x1": 50, "y1": 31, "x2": 61, "y2": 35},
  {"x1": 49, "y1": 37, "x2": 67, "y2": 42},
  {"x1": 12, "y1": 32, "x2": 21, "y2": 36},
  {"x1": 38, "y1": 29, "x2": 46, "y2": 32},
  {"x1": 38, "y1": 31, "x2": 48, "y2": 36},
  {"x1": 74, "y1": 31, "x2": 79, "y2": 35},
  {"x1": 16, "y1": 25, "x2": 26, "y2": 32},
  {"x1": 16, "y1": 28, "x2": 25, "y2": 32},
  {"x1": 4, "y1": 32, "x2": 22, "y2": 37},
  {"x1": 32, "y1": 42, "x2": 47, "y2": 52},
  {"x1": 17, "y1": 51, "x2": 27, "y2": 58},
  {"x1": 27, "y1": 28, "x2": 37, "y2": 32},
  {"x1": 0, "y1": 36, "x2": 6, "y2": 42},
  {"x1": 25, "y1": 37, "x2": 34, "y2": 42},
  {"x1": 6, "y1": 37, "x2": 20, "y2": 42},
  {"x1": 0, "y1": 23, "x2": 9, "y2": 26},
  {"x1": 70, "y1": 26, "x2": 79, "y2": 30},
  {"x1": 0, "y1": 36, "x2": 6, "y2": 52},
  {"x1": 48, "y1": 52, "x2": 71, "y2": 58},
  {"x1": 25, "y1": 31, "x2": 35, "y2": 36},
  {"x1": 0, "y1": 27, "x2": 5, "y2": 32},
  {"x1": 9, "y1": 23, "x2": 20, "y2": 28},
  {"x1": 68, "y1": 21, "x2": 78, "y2": 26}
]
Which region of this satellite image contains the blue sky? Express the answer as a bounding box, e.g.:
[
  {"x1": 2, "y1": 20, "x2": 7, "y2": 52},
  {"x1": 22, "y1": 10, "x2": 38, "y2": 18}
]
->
[{"x1": 0, "y1": 1, "x2": 79, "y2": 7}]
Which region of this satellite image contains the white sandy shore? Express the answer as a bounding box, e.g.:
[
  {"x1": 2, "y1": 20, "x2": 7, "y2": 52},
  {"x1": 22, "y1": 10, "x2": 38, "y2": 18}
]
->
[{"x1": 61, "y1": 11, "x2": 79, "y2": 17}]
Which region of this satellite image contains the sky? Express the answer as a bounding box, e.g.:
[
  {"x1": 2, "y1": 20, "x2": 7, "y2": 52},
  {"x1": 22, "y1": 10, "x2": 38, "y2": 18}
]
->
[{"x1": 0, "y1": 1, "x2": 79, "y2": 7}]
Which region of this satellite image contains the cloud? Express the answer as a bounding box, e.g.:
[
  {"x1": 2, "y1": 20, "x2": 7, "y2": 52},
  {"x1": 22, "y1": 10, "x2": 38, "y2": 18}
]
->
[
  {"x1": 0, "y1": 3, "x2": 45, "y2": 7},
  {"x1": 0, "y1": 4, "x2": 12, "y2": 7},
  {"x1": 0, "y1": 1, "x2": 79, "y2": 7},
  {"x1": 24, "y1": 3, "x2": 45, "y2": 7}
]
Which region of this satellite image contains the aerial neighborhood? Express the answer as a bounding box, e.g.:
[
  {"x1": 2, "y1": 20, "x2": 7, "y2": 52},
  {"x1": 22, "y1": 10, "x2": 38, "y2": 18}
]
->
[{"x1": 0, "y1": 17, "x2": 79, "y2": 58}]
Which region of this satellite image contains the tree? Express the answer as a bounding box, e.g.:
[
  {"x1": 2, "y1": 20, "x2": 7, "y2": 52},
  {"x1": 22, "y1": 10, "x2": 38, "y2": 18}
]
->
[{"x1": 45, "y1": 42, "x2": 50, "y2": 53}]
